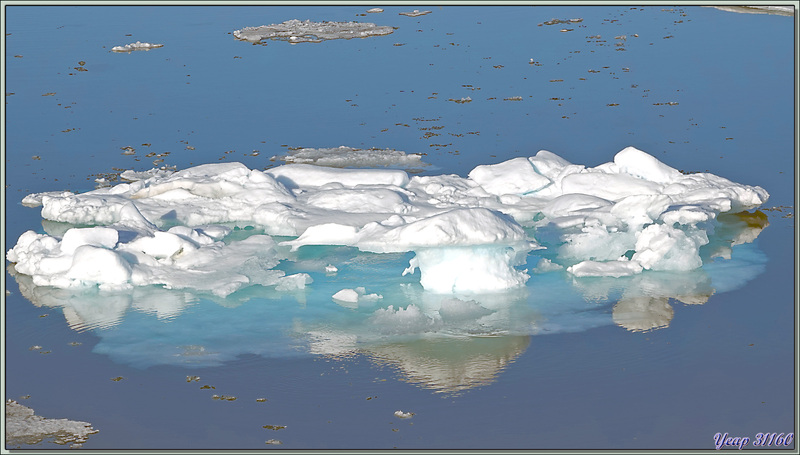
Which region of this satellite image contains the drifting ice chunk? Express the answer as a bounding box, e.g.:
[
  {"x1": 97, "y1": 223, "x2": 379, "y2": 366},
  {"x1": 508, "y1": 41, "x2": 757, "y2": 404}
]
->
[
  {"x1": 272, "y1": 146, "x2": 427, "y2": 169},
  {"x1": 399, "y1": 10, "x2": 432, "y2": 17},
  {"x1": 233, "y1": 19, "x2": 394, "y2": 44},
  {"x1": 332, "y1": 287, "x2": 382, "y2": 307},
  {"x1": 111, "y1": 41, "x2": 163, "y2": 52},
  {"x1": 5, "y1": 400, "x2": 98, "y2": 447}
]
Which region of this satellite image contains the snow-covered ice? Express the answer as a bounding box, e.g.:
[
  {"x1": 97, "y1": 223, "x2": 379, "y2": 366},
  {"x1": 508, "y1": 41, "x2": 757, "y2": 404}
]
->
[
  {"x1": 7, "y1": 146, "x2": 768, "y2": 299},
  {"x1": 233, "y1": 19, "x2": 394, "y2": 44}
]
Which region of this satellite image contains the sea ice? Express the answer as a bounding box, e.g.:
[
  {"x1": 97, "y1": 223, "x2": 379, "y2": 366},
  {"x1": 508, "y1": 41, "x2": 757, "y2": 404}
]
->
[
  {"x1": 233, "y1": 19, "x2": 394, "y2": 44},
  {"x1": 111, "y1": 41, "x2": 164, "y2": 52},
  {"x1": 399, "y1": 10, "x2": 432, "y2": 17},
  {"x1": 5, "y1": 400, "x2": 98, "y2": 447},
  {"x1": 332, "y1": 287, "x2": 382, "y2": 307},
  {"x1": 7, "y1": 146, "x2": 768, "y2": 298},
  {"x1": 271, "y1": 145, "x2": 427, "y2": 169}
]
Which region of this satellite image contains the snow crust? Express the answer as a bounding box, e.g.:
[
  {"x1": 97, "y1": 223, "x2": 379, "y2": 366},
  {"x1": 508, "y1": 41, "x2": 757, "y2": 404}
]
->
[
  {"x1": 7, "y1": 146, "x2": 768, "y2": 297},
  {"x1": 233, "y1": 19, "x2": 394, "y2": 44}
]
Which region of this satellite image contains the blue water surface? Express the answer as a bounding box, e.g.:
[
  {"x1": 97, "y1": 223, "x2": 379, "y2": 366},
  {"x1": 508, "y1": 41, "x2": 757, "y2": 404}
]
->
[{"x1": 3, "y1": 5, "x2": 795, "y2": 450}]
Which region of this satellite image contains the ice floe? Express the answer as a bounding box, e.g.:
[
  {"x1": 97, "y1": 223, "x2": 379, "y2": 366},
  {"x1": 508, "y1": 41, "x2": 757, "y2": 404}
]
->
[
  {"x1": 233, "y1": 19, "x2": 394, "y2": 44},
  {"x1": 399, "y1": 10, "x2": 432, "y2": 17},
  {"x1": 709, "y1": 5, "x2": 794, "y2": 16},
  {"x1": 7, "y1": 146, "x2": 768, "y2": 299},
  {"x1": 111, "y1": 41, "x2": 164, "y2": 52},
  {"x1": 5, "y1": 400, "x2": 98, "y2": 448},
  {"x1": 271, "y1": 145, "x2": 428, "y2": 169}
]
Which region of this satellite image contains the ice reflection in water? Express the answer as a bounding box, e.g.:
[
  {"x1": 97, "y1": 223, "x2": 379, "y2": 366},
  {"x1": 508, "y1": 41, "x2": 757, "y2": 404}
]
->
[
  {"x1": 6, "y1": 209, "x2": 768, "y2": 393},
  {"x1": 365, "y1": 336, "x2": 530, "y2": 395}
]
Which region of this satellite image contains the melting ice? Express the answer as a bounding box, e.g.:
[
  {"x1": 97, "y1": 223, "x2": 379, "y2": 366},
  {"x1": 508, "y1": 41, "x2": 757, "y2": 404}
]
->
[
  {"x1": 8, "y1": 146, "x2": 768, "y2": 295},
  {"x1": 6, "y1": 146, "x2": 771, "y2": 370}
]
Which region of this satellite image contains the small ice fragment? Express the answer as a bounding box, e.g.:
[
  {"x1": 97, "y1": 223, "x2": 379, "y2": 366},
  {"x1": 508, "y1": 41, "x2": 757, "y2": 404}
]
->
[
  {"x1": 111, "y1": 41, "x2": 164, "y2": 53},
  {"x1": 265, "y1": 439, "x2": 283, "y2": 444},
  {"x1": 325, "y1": 264, "x2": 338, "y2": 273},
  {"x1": 332, "y1": 289, "x2": 360, "y2": 303},
  {"x1": 367, "y1": 7, "x2": 384, "y2": 13},
  {"x1": 399, "y1": 10, "x2": 431, "y2": 17},
  {"x1": 394, "y1": 410, "x2": 415, "y2": 418}
]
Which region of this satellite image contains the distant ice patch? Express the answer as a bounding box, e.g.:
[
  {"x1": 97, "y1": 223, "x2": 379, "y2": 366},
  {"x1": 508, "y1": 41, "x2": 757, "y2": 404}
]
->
[
  {"x1": 233, "y1": 19, "x2": 394, "y2": 44},
  {"x1": 271, "y1": 145, "x2": 428, "y2": 169},
  {"x1": 111, "y1": 41, "x2": 164, "y2": 52},
  {"x1": 709, "y1": 5, "x2": 794, "y2": 16},
  {"x1": 5, "y1": 400, "x2": 98, "y2": 448}
]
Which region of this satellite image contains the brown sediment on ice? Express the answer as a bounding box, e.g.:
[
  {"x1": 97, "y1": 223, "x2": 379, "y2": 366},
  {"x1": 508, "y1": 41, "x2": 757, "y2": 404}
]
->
[{"x1": 5, "y1": 400, "x2": 98, "y2": 448}]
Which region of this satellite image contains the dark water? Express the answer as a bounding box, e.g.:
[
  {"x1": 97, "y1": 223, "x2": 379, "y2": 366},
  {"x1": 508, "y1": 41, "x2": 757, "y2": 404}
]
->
[{"x1": 3, "y1": 5, "x2": 795, "y2": 450}]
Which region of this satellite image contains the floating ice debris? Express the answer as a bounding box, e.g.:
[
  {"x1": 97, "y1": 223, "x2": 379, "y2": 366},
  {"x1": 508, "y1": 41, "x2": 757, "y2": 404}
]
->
[
  {"x1": 272, "y1": 145, "x2": 428, "y2": 169},
  {"x1": 709, "y1": 5, "x2": 794, "y2": 16},
  {"x1": 186, "y1": 375, "x2": 200, "y2": 382},
  {"x1": 399, "y1": 10, "x2": 431, "y2": 17},
  {"x1": 7, "y1": 147, "x2": 768, "y2": 297},
  {"x1": 504, "y1": 96, "x2": 524, "y2": 101},
  {"x1": 448, "y1": 96, "x2": 472, "y2": 104},
  {"x1": 367, "y1": 7, "x2": 384, "y2": 13},
  {"x1": 5, "y1": 400, "x2": 98, "y2": 448},
  {"x1": 233, "y1": 19, "x2": 394, "y2": 44},
  {"x1": 332, "y1": 287, "x2": 383, "y2": 306},
  {"x1": 111, "y1": 41, "x2": 164, "y2": 53},
  {"x1": 263, "y1": 425, "x2": 286, "y2": 430},
  {"x1": 325, "y1": 264, "x2": 339, "y2": 273},
  {"x1": 265, "y1": 439, "x2": 283, "y2": 444},
  {"x1": 394, "y1": 410, "x2": 414, "y2": 418}
]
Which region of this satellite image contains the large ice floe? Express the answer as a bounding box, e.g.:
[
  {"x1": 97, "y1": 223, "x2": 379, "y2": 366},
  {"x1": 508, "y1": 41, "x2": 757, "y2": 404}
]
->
[
  {"x1": 8, "y1": 146, "x2": 768, "y2": 299},
  {"x1": 233, "y1": 19, "x2": 394, "y2": 44}
]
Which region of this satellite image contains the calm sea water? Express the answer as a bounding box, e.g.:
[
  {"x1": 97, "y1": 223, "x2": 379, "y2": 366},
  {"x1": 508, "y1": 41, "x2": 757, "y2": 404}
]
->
[{"x1": 3, "y1": 5, "x2": 795, "y2": 450}]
